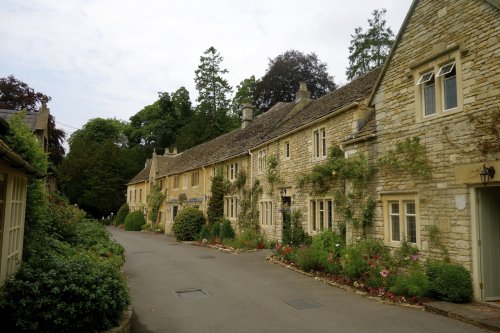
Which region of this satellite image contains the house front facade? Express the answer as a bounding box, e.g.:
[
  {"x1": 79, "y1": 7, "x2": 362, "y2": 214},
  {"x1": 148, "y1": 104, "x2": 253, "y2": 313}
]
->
[{"x1": 127, "y1": 0, "x2": 499, "y2": 301}]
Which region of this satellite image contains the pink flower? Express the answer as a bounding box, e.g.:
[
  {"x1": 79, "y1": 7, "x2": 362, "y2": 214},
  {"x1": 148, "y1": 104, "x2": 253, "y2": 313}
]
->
[
  {"x1": 411, "y1": 254, "x2": 419, "y2": 261},
  {"x1": 380, "y1": 269, "x2": 389, "y2": 278}
]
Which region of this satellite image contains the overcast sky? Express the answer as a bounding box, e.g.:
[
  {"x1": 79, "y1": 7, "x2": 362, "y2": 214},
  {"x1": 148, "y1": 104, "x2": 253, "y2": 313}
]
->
[{"x1": 0, "y1": 0, "x2": 411, "y2": 141}]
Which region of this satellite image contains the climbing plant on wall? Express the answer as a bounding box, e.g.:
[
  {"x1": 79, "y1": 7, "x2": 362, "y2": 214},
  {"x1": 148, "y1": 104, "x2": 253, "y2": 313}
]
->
[
  {"x1": 147, "y1": 184, "x2": 165, "y2": 224},
  {"x1": 237, "y1": 180, "x2": 263, "y2": 230},
  {"x1": 266, "y1": 154, "x2": 283, "y2": 194},
  {"x1": 377, "y1": 136, "x2": 431, "y2": 178},
  {"x1": 297, "y1": 144, "x2": 374, "y2": 238}
]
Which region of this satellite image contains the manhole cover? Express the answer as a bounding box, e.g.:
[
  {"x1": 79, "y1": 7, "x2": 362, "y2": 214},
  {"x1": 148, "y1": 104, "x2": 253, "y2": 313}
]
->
[
  {"x1": 198, "y1": 255, "x2": 215, "y2": 259},
  {"x1": 283, "y1": 299, "x2": 323, "y2": 310},
  {"x1": 175, "y1": 289, "x2": 208, "y2": 298}
]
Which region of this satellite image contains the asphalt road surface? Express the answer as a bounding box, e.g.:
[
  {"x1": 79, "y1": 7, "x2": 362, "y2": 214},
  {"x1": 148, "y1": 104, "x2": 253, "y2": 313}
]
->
[{"x1": 109, "y1": 228, "x2": 486, "y2": 333}]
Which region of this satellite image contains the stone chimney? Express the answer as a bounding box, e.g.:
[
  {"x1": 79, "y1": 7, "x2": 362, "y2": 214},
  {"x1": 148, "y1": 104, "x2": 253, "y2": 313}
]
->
[
  {"x1": 241, "y1": 103, "x2": 253, "y2": 129},
  {"x1": 164, "y1": 147, "x2": 178, "y2": 156},
  {"x1": 295, "y1": 82, "x2": 311, "y2": 102}
]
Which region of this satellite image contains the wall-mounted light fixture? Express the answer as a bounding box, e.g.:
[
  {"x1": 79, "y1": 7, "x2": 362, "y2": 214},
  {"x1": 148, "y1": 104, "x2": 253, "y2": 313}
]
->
[{"x1": 480, "y1": 164, "x2": 495, "y2": 186}]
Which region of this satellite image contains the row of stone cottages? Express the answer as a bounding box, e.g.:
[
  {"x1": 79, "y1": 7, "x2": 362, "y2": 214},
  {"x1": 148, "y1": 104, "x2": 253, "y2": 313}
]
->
[{"x1": 127, "y1": 0, "x2": 499, "y2": 302}]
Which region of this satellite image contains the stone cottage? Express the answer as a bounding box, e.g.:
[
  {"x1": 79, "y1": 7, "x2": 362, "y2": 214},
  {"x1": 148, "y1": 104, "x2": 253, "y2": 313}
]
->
[{"x1": 127, "y1": 0, "x2": 499, "y2": 302}]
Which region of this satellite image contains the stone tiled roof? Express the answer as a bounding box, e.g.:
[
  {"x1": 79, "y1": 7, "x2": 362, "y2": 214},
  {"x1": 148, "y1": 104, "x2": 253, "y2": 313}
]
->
[
  {"x1": 0, "y1": 109, "x2": 39, "y2": 131},
  {"x1": 128, "y1": 67, "x2": 381, "y2": 182},
  {"x1": 127, "y1": 162, "x2": 151, "y2": 185},
  {"x1": 262, "y1": 67, "x2": 381, "y2": 141},
  {"x1": 0, "y1": 139, "x2": 45, "y2": 178}
]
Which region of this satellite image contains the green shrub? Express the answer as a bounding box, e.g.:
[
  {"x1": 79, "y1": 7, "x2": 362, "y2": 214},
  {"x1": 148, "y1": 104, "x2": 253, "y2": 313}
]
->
[
  {"x1": 210, "y1": 221, "x2": 221, "y2": 241},
  {"x1": 220, "y1": 219, "x2": 235, "y2": 241},
  {"x1": 342, "y1": 238, "x2": 388, "y2": 280},
  {"x1": 172, "y1": 207, "x2": 206, "y2": 241},
  {"x1": 426, "y1": 261, "x2": 472, "y2": 303},
  {"x1": 124, "y1": 211, "x2": 146, "y2": 231},
  {"x1": 2, "y1": 246, "x2": 129, "y2": 333},
  {"x1": 283, "y1": 210, "x2": 310, "y2": 246},
  {"x1": 224, "y1": 228, "x2": 264, "y2": 249},
  {"x1": 310, "y1": 231, "x2": 344, "y2": 274},
  {"x1": 391, "y1": 268, "x2": 430, "y2": 298},
  {"x1": 296, "y1": 246, "x2": 318, "y2": 271},
  {"x1": 115, "y1": 203, "x2": 129, "y2": 226},
  {"x1": 199, "y1": 224, "x2": 211, "y2": 240}
]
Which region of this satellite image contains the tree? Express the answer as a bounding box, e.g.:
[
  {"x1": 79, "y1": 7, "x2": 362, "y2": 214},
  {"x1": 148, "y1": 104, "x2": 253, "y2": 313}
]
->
[
  {"x1": 193, "y1": 46, "x2": 236, "y2": 143},
  {"x1": 126, "y1": 87, "x2": 194, "y2": 152},
  {"x1": 253, "y1": 50, "x2": 337, "y2": 114},
  {"x1": 0, "y1": 75, "x2": 66, "y2": 166},
  {"x1": 60, "y1": 118, "x2": 146, "y2": 217},
  {"x1": 0, "y1": 75, "x2": 50, "y2": 112},
  {"x1": 207, "y1": 170, "x2": 226, "y2": 224},
  {"x1": 346, "y1": 9, "x2": 395, "y2": 81},
  {"x1": 231, "y1": 76, "x2": 256, "y2": 118}
]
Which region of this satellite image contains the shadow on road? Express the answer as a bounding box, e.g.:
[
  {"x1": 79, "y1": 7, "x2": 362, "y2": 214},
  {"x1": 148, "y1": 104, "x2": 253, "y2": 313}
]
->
[{"x1": 131, "y1": 312, "x2": 155, "y2": 333}]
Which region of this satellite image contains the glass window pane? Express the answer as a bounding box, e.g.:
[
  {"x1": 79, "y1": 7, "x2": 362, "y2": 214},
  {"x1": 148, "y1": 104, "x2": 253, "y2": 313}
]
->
[
  {"x1": 311, "y1": 201, "x2": 316, "y2": 231},
  {"x1": 390, "y1": 202, "x2": 400, "y2": 241},
  {"x1": 327, "y1": 200, "x2": 333, "y2": 230},
  {"x1": 444, "y1": 75, "x2": 457, "y2": 110},
  {"x1": 405, "y1": 202, "x2": 417, "y2": 243},
  {"x1": 319, "y1": 200, "x2": 324, "y2": 231},
  {"x1": 424, "y1": 82, "x2": 436, "y2": 116}
]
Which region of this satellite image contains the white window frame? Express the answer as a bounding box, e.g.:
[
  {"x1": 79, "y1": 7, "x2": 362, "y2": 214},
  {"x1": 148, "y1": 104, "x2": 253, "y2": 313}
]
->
[
  {"x1": 309, "y1": 198, "x2": 333, "y2": 233},
  {"x1": 258, "y1": 149, "x2": 267, "y2": 172},
  {"x1": 259, "y1": 200, "x2": 273, "y2": 225},
  {"x1": 313, "y1": 128, "x2": 327, "y2": 160},
  {"x1": 383, "y1": 194, "x2": 420, "y2": 247},
  {"x1": 225, "y1": 196, "x2": 238, "y2": 219},
  {"x1": 191, "y1": 171, "x2": 199, "y2": 187},
  {"x1": 414, "y1": 53, "x2": 462, "y2": 122},
  {"x1": 226, "y1": 163, "x2": 239, "y2": 181}
]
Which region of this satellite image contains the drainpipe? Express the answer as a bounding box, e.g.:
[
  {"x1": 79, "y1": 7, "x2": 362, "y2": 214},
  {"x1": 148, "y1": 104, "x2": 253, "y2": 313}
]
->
[
  {"x1": 248, "y1": 150, "x2": 253, "y2": 187},
  {"x1": 202, "y1": 166, "x2": 207, "y2": 214}
]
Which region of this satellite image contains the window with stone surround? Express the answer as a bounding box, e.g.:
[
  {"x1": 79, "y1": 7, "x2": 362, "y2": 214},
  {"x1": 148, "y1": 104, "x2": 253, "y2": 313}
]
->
[
  {"x1": 173, "y1": 175, "x2": 180, "y2": 189},
  {"x1": 258, "y1": 149, "x2": 267, "y2": 172},
  {"x1": 414, "y1": 51, "x2": 462, "y2": 122},
  {"x1": 259, "y1": 200, "x2": 273, "y2": 225},
  {"x1": 225, "y1": 196, "x2": 238, "y2": 219},
  {"x1": 382, "y1": 194, "x2": 420, "y2": 246},
  {"x1": 313, "y1": 128, "x2": 327, "y2": 160},
  {"x1": 226, "y1": 162, "x2": 238, "y2": 181},
  {"x1": 191, "y1": 171, "x2": 200, "y2": 187},
  {"x1": 309, "y1": 198, "x2": 333, "y2": 233},
  {"x1": 283, "y1": 141, "x2": 290, "y2": 160}
]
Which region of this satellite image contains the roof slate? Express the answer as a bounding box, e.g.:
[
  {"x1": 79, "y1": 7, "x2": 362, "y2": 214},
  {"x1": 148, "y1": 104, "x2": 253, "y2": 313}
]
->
[
  {"x1": 127, "y1": 162, "x2": 151, "y2": 185},
  {"x1": 0, "y1": 109, "x2": 39, "y2": 131}
]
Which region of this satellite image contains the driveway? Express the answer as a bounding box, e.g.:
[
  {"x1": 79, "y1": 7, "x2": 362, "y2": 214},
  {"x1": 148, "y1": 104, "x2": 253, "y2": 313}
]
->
[{"x1": 109, "y1": 228, "x2": 486, "y2": 333}]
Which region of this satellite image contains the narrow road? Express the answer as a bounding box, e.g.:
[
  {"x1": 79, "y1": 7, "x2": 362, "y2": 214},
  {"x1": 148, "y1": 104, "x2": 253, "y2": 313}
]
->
[{"x1": 110, "y1": 228, "x2": 485, "y2": 333}]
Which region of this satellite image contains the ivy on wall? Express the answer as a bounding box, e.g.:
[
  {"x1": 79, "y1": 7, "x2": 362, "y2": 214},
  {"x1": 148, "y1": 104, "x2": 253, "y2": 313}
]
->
[
  {"x1": 466, "y1": 108, "x2": 500, "y2": 159},
  {"x1": 377, "y1": 137, "x2": 431, "y2": 178},
  {"x1": 237, "y1": 180, "x2": 263, "y2": 230},
  {"x1": 147, "y1": 184, "x2": 165, "y2": 224},
  {"x1": 266, "y1": 154, "x2": 283, "y2": 195},
  {"x1": 297, "y1": 144, "x2": 374, "y2": 237}
]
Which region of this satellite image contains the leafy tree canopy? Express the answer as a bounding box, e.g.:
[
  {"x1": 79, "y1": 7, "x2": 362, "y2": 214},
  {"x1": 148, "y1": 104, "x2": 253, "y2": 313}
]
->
[
  {"x1": 0, "y1": 75, "x2": 66, "y2": 166},
  {"x1": 61, "y1": 118, "x2": 147, "y2": 217},
  {"x1": 232, "y1": 75, "x2": 256, "y2": 118},
  {"x1": 253, "y1": 50, "x2": 337, "y2": 115},
  {"x1": 346, "y1": 9, "x2": 395, "y2": 80}
]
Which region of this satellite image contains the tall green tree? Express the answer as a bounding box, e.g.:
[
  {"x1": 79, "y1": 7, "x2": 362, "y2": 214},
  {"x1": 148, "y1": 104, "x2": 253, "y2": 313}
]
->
[
  {"x1": 61, "y1": 118, "x2": 146, "y2": 217},
  {"x1": 193, "y1": 46, "x2": 236, "y2": 142},
  {"x1": 0, "y1": 75, "x2": 66, "y2": 166},
  {"x1": 253, "y1": 50, "x2": 337, "y2": 115},
  {"x1": 346, "y1": 9, "x2": 395, "y2": 80},
  {"x1": 231, "y1": 76, "x2": 256, "y2": 118}
]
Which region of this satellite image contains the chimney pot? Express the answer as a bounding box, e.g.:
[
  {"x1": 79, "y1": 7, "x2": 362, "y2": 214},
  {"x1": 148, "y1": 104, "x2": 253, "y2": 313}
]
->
[
  {"x1": 295, "y1": 82, "x2": 311, "y2": 102},
  {"x1": 241, "y1": 103, "x2": 253, "y2": 129}
]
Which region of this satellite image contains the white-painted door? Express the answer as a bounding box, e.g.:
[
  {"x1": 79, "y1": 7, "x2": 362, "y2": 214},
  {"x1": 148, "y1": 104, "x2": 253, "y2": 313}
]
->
[{"x1": 479, "y1": 187, "x2": 500, "y2": 301}]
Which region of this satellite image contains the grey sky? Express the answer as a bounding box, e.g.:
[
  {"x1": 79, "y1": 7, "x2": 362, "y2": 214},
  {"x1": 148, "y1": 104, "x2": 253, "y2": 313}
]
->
[{"x1": 0, "y1": 0, "x2": 411, "y2": 140}]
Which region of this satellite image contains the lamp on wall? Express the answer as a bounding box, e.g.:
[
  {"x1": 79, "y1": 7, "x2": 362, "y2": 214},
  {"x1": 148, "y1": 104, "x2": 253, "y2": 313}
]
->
[{"x1": 480, "y1": 164, "x2": 495, "y2": 186}]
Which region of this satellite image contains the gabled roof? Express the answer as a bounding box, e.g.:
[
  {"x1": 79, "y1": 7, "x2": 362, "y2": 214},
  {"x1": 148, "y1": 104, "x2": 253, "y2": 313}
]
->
[
  {"x1": 368, "y1": 0, "x2": 499, "y2": 106},
  {"x1": 341, "y1": 114, "x2": 376, "y2": 146},
  {"x1": 0, "y1": 109, "x2": 39, "y2": 131},
  {"x1": 127, "y1": 162, "x2": 151, "y2": 185}
]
